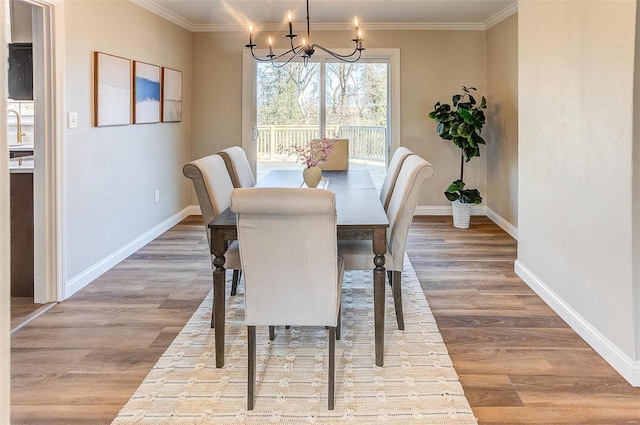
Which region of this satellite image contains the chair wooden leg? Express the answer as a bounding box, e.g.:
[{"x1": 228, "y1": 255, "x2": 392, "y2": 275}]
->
[
  {"x1": 247, "y1": 326, "x2": 256, "y2": 410},
  {"x1": 231, "y1": 269, "x2": 241, "y2": 296},
  {"x1": 269, "y1": 326, "x2": 275, "y2": 341},
  {"x1": 392, "y1": 270, "x2": 404, "y2": 330},
  {"x1": 328, "y1": 327, "x2": 335, "y2": 410},
  {"x1": 336, "y1": 306, "x2": 341, "y2": 341},
  {"x1": 211, "y1": 293, "x2": 216, "y2": 329}
]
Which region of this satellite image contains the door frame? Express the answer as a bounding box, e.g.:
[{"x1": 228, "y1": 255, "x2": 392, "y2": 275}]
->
[
  {"x1": 23, "y1": 0, "x2": 65, "y2": 303},
  {"x1": 242, "y1": 48, "x2": 401, "y2": 176}
]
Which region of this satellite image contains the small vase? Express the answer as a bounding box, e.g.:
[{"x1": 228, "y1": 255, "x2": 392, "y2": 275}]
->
[
  {"x1": 452, "y1": 200, "x2": 471, "y2": 229},
  {"x1": 303, "y1": 166, "x2": 322, "y2": 188}
]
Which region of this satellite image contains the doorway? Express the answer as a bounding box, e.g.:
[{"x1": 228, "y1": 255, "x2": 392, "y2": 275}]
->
[
  {"x1": 242, "y1": 48, "x2": 401, "y2": 188},
  {"x1": 8, "y1": 0, "x2": 63, "y2": 330}
]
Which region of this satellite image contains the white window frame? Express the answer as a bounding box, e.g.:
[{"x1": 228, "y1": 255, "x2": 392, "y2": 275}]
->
[{"x1": 242, "y1": 48, "x2": 400, "y2": 176}]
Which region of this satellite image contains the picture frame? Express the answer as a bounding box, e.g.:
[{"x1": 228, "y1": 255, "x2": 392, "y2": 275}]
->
[
  {"x1": 133, "y1": 61, "x2": 161, "y2": 124},
  {"x1": 162, "y1": 67, "x2": 182, "y2": 122},
  {"x1": 93, "y1": 52, "x2": 131, "y2": 127}
]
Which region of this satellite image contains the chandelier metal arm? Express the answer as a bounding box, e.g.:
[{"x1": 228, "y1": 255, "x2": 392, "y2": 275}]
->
[
  {"x1": 311, "y1": 43, "x2": 364, "y2": 62},
  {"x1": 248, "y1": 45, "x2": 306, "y2": 67},
  {"x1": 245, "y1": 0, "x2": 364, "y2": 66}
]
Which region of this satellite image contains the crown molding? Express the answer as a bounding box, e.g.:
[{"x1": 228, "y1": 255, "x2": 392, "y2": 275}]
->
[
  {"x1": 358, "y1": 22, "x2": 487, "y2": 31},
  {"x1": 484, "y1": 2, "x2": 518, "y2": 30},
  {"x1": 129, "y1": 0, "x2": 194, "y2": 31},
  {"x1": 132, "y1": 0, "x2": 517, "y2": 33},
  {"x1": 193, "y1": 21, "x2": 489, "y2": 32}
]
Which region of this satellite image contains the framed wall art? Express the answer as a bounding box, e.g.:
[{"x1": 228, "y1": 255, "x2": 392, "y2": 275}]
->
[
  {"x1": 162, "y1": 67, "x2": 182, "y2": 122},
  {"x1": 93, "y1": 52, "x2": 131, "y2": 127},
  {"x1": 133, "y1": 61, "x2": 161, "y2": 124}
]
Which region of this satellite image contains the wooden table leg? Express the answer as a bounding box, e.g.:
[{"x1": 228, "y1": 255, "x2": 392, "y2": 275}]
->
[
  {"x1": 212, "y1": 232, "x2": 227, "y2": 368},
  {"x1": 373, "y1": 227, "x2": 386, "y2": 367}
]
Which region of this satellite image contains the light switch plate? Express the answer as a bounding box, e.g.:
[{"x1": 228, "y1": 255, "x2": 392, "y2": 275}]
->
[{"x1": 67, "y1": 112, "x2": 78, "y2": 129}]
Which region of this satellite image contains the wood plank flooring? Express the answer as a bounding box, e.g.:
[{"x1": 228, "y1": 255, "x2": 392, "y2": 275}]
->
[
  {"x1": 10, "y1": 217, "x2": 213, "y2": 425},
  {"x1": 408, "y1": 216, "x2": 640, "y2": 424},
  {"x1": 10, "y1": 298, "x2": 54, "y2": 331},
  {"x1": 10, "y1": 215, "x2": 640, "y2": 424}
]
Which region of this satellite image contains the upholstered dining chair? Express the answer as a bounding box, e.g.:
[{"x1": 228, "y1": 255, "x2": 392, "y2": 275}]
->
[
  {"x1": 316, "y1": 138, "x2": 349, "y2": 171},
  {"x1": 183, "y1": 154, "x2": 243, "y2": 297},
  {"x1": 379, "y1": 147, "x2": 414, "y2": 211},
  {"x1": 231, "y1": 187, "x2": 344, "y2": 410},
  {"x1": 217, "y1": 146, "x2": 256, "y2": 188},
  {"x1": 338, "y1": 155, "x2": 435, "y2": 330}
]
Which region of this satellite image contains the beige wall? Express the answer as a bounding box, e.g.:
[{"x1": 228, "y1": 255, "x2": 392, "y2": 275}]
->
[
  {"x1": 486, "y1": 14, "x2": 518, "y2": 227},
  {"x1": 518, "y1": 0, "x2": 637, "y2": 366},
  {"x1": 191, "y1": 29, "x2": 487, "y2": 207},
  {"x1": 633, "y1": 1, "x2": 640, "y2": 361},
  {"x1": 63, "y1": 1, "x2": 192, "y2": 282}
]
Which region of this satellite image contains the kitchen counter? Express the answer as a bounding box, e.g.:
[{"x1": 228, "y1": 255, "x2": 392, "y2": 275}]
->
[
  {"x1": 9, "y1": 155, "x2": 34, "y2": 173},
  {"x1": 9, "y1": 142, "x2": 34, "y2": 151}
]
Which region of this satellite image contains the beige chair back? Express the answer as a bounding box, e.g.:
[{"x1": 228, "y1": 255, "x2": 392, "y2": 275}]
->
[
  {"x1": 380, "y1": 147, "x2": 414, "y2": 211},
  {"x1": 183, "y1": 154, "x2": 234, "y2": 247},
  {"x1": 386, "y1": 155, "x2": 435, "y2": 271},
  {"x1": 316, "y1": 139, "x2": 349, "y2": 171},
  {"x1": 231, "y1": 188, "x2": 341, "y2": 327},
  {"x1": 218, "y1": 146, "x2": 256, "y2": 188}
]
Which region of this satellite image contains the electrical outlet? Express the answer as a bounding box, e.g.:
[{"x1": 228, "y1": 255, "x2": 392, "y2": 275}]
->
[
  {"x1": 154, "y1": 190, "x2": 160, "y2": 203},
  {"x1": 68, "y1": 112, "x2": 78, "y2": 128}
]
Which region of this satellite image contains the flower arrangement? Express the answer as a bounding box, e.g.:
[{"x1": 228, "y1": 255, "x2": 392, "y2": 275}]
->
[{"x1": 289, "y1": 136, "x2": 337, "y2": 168}]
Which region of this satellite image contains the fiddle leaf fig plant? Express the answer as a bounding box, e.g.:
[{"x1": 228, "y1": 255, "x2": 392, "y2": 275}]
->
[
  {"x1": 445, "y1": 180, "x2": 482, "y2": 204},
  {"x1": 428, "y1": 86, "x2": 487, "y2": 203}
]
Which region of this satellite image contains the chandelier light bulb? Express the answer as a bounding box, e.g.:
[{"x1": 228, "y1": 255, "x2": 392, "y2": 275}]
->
[{"x1": 245, "y1": 0, "x2": 364, "y2": 67}]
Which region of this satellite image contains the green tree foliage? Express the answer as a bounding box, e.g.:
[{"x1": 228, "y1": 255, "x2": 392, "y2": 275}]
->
[
  {"x1": 326, "y1": 63, "x2": 387, "y2": 126},
  {"x1": 257, "y1": 62, "x2": 320, "y2": 126},
  {"x1": 257, "y1": 62, "x2": 388, "y2": 128}
]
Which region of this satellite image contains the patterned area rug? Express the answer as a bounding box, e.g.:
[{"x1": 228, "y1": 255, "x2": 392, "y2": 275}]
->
[{"x1": 111, "y1": 256, "x2": 477, "y2": 424}]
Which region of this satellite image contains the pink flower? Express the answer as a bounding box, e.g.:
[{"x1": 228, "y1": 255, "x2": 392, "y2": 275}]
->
[{"x1": 289, "y1": 136, "x2": 337, "y2": 168}]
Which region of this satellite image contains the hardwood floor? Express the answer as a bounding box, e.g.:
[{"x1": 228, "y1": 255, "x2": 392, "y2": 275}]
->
[
  {"x1": 10, "y1": 216, "x2": 212, "y2": 425},
  {"x1": 408, "y1": 216, "x2": 640, "y2": 425},
  {"x1": 10, "y1": 298, "x2": 55, "y2": 332},
  {"x1": 10, "y1": 215, "x2": 640, "y2": 424}
]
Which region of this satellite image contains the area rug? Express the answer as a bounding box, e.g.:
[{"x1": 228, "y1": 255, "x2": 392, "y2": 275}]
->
[{"x1": 111, "y1": 256, "x2": 477, "y2": 424}]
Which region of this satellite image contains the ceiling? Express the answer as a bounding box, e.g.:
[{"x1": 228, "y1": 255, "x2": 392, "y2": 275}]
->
[{"x1": 131, "y1": 0, "x2": 518, "y2": 32}]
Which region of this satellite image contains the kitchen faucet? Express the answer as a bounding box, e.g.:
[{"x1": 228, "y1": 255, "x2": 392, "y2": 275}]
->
[{"x1": 8, "y1": 109, "x2": 26, "y2": 143}]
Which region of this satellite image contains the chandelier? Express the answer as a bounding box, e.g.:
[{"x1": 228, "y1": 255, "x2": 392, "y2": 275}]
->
[{"x1": 245, "y1": 0, "x2": 364, "y2": 66}]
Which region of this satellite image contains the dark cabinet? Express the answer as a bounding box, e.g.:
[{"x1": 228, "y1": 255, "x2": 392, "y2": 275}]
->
[
  {"x1": 9, "y1": 43, "x2": 33, "y2": 101},
  {"x1": 10, "y1": 172, "x2": 34, "y2": 297}
]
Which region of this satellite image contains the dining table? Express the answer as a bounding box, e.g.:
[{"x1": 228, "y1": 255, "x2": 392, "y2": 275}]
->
[{"x1": 208, "y1": 169, "x2": 390, "y2": 368}]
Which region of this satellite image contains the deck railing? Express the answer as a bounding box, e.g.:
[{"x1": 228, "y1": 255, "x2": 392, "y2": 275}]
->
[{"x1": 257, "y1": 125, "x2": 386, "y2": 163}]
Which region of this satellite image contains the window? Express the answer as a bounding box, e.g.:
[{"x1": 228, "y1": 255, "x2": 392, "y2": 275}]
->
[{"x1": 243, "y1": 48, "x2": 400, "y2": 187}]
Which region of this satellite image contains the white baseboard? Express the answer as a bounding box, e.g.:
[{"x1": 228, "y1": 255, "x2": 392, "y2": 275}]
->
[
  {"x1": 414, "y1": 205, "x2": 486, "y2": 216},
  {"x1": 64, "y1": 206, "x2": 194, "y2": 299},
  {"x1": 515, "y1": 260, "x2": 640, "y2": 387},
  {"x1": 486, "y1": 207, "x2": 518, "y2": 240}
]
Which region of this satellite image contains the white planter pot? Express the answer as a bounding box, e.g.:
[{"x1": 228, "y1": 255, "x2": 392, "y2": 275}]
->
[{"x1": 452, "y1": 200, "x2": 471, "y2": 229}]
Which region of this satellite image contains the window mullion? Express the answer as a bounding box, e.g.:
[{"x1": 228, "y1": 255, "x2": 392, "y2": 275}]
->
[{"x1": 319, "y1": 57, "x2": 327, "y2": 137}]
